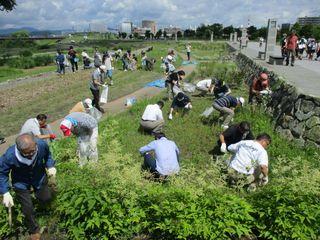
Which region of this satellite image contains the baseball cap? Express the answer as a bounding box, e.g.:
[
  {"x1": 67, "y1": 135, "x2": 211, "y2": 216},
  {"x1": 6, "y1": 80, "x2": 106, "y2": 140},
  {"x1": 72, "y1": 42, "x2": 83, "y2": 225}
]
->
[
  {"x1": 84, "y1": 98, "x2": 93, "y2": 108},
  {"x1": 237, "y1": 97, "x2": 245, "y2": 106},
  {"x1": 60, "y1": 119, "x2": 72, "y2": 136},
  {"x1": 167, "y1": 55, "x2": 173, "y2": 61}
]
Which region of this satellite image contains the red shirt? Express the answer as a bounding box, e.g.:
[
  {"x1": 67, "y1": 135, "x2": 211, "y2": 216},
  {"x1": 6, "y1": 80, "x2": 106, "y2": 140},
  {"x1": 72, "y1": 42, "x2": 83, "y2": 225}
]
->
[
  {"x1": 251, "y1": 78, "x2": 269, "y2": 92},
  {"x1": 286, "y1": 35, "x2": 298, "y2": 50}
]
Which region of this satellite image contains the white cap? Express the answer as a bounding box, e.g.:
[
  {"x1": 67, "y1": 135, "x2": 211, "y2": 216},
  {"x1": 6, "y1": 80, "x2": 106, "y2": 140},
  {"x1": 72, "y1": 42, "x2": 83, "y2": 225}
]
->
[
  {"x1": 84, "y1": 98, "x2": 93, "y2": 108},
  {"x1": 238, "y1": 97, "x2": 245, "y2": 106},
  {"x1": 99, "y1": 65, "x2": 107, "y2": 72},
  {"x1": 60, "y1": 119, "x2": 72, "y2": 129},
  {"x1": 167, "y1": 55, "x2": 173, "y2": 61}
]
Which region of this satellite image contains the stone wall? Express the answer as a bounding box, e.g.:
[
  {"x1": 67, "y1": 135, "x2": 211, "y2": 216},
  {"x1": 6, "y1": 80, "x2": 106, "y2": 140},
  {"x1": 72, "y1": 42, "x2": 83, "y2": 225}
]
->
[{"x1": 235, "y1": 52, "x2": 320, "y2": 149}]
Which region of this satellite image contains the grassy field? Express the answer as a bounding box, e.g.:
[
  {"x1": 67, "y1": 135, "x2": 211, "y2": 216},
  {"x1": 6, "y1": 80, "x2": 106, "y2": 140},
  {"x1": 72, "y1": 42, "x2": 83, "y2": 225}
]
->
[
  {"x1": 1, "y1": 42, "x2": 319, "y2": 239},
  {"x1": 0, "y1": 42, "x2": 183, "y2": 136}
]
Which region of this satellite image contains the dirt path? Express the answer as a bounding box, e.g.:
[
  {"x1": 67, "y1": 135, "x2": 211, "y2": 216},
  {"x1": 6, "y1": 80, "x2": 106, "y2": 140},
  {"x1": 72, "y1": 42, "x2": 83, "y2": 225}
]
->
[{"x1": 0, "y1": 58, "x2": 196, "y2": 154}]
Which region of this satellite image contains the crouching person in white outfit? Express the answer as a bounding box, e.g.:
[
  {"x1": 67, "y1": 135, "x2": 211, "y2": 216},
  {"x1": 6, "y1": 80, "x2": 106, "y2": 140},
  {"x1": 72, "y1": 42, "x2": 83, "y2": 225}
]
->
[
  {"x1": 60, "y1": 112, "x2": 98, "y2": 166},
  {"x1": 226, "y1": 133, "x2": 271, "y2": 191}
]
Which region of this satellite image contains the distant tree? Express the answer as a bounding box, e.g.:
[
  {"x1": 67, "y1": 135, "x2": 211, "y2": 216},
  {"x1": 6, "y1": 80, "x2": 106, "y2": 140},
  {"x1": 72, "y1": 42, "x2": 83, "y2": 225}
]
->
[
  {"x1": 209, "y1": 23, "x2": 223, "y2": 39},
  {"x1": 291, "y1": 22, "x2": 301, "y2": 35},
  {"x1": 313, "y1": 25, "x2": 320, "y2": 40},
  {"x1": 222, "y1": 25, "x2": 234, "y2": 36},
  {"x1": 145, "y1": 30, "x2": 151, "y2": 39},
  {"x1": 0, "y1": 0, "x2": 16, "y2": 11},
  {"x1": 300, "y1": 24, "x2": 313, "y2": 38},
  {"x1": 120, "y1": 32, "x2": 127, "y2": 39},
  {"x1": 163, "y1": 31, "x2": 167, "y2": 39},
  {"x1": 184, "y1": 29, "x2": 196, "y2": 38},
  {"x1": 11, "y1": 30, "x2": 29, "y2": 38},
  {"x1": 177, "y1": 31, "x2": 182, "y2": 38},
  {"x1": 247, "y1": 25, "x2": 257, "y2": 39},
  {"x1": 133, "y1": 32, "x2": 139, "y2": 39},
  {"x1": 155, "y1": 29, "x2": 162, "y2": 39}
]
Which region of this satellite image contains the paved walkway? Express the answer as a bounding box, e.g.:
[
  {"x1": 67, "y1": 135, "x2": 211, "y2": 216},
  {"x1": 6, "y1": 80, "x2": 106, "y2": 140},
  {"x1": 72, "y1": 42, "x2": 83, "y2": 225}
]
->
[{"x1": 229, "y1": 41, "x2": 320, "y2": 98}]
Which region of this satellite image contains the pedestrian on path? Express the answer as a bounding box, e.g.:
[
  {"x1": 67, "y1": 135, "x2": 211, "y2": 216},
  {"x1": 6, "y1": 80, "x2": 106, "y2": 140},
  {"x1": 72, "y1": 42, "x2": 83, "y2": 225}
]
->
[
  {"x1": 20, "y1": 114, "x2": 56, "y2": 142},
  {"x1": 68, "y1": 46, "x2": 79, "y2": 72},
  {"x1": 0, "y1": 133, "x2": 57, "y2": 240},
  {"x1": 168, "y1": 92, "x2": 192, "y2": 120},
  {"x1": 55, "y1": 50, "x2": 65, "y2": 74},
  {"x1": 89, "y1": 65, "x2": 107, "y2": 113},
  {"x1": 139, "y1": 132, "x2": 180, "y2": 177},
  {"x1": 226, "y1": 133, "x2": 271, "y2": 191},
  {"x1": 307, "y1": 38, "x2": 316, "y2": 61},
  {"x1": 140, "y1": 101, "x2": 165, "y2": 134},
  {"x1": 186, "y1": 42, "x2": 191, "y2": 61},
  {"x1": 60, "y1": 112, "x2": 98, "y2": 166},
  {"x1": 285, "y1": 30, "x2": 298, "y2": 66}
]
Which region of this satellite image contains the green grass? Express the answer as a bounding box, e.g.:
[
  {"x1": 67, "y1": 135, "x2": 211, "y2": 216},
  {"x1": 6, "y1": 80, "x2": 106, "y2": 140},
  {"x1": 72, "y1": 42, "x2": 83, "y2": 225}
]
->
[{"x1": 0, "y1": 65, "x2": 56, "y2": 83}]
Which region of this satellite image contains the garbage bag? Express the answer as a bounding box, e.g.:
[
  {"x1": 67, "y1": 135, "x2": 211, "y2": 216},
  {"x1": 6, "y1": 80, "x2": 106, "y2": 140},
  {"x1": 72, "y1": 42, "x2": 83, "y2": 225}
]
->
[
  {"x1": 201, "y1": 107, "x2": 214, "y2": 117},
  {"x1": 100, "y1": 85, "x2": 109, "y2": 103},
  {"x1": 183, "y1": 83, "x2": 196, "y2": 93},
  {"x1": 89, "y1": 107, "x2": 102, "y2": 121},
  {"x1": 126, "y1": 97, "x2": 137, "y2": 107}
]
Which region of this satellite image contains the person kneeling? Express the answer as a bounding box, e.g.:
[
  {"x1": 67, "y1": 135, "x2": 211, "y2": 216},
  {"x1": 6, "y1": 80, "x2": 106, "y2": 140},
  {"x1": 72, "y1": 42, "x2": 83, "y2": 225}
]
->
[
  {"x1": 139, "y1": 133, "x2": 180, "y2": 178},
  {"x1": 140, "y1": 101, "x2": 165, "y2": 134},
  {"x1": 168, "y1": 92, "x2": 192, "y2": 120},
  {"x1": 226, "y1": 133, "x2": 271, "y2": 191}
]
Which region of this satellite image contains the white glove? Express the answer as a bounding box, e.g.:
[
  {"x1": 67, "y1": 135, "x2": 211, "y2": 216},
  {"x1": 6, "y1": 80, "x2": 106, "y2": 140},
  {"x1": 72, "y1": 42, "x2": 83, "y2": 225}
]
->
[
  {"x1": 2, "y1": 192, "x2": 14, "y2": 208},
  {"x1": 168, "y1": 113, "x2": 173, "y2": 120},
  {"x1": 47, "y1": 167, "x2": 57, "y2": 177},
  {"x1": 261, "y1": 176, "x2": 269, "y2": 185},
  {"x1": 220, "y1": 143, "x2": 227, "y2": 153}
]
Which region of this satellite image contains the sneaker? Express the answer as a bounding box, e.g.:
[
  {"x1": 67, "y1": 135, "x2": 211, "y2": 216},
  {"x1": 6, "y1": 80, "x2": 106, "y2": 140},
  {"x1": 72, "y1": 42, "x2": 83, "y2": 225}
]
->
[
  {"x1": 291, "y1": 63, "x2": 294, "y2": 67},
  {"x1": 168, "y1": 113, "x2": 173, "y2": 120},
  {"x1": 0, "y1": 138, "x2": 5, "y2": 145}
]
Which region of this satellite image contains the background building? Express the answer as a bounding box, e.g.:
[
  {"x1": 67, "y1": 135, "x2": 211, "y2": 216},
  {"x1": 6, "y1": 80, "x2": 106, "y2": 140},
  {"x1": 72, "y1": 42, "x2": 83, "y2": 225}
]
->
[
  {"x1": 163, "y1": 27, "x2": 183, "y2": 37},
  {"x1": 281, "y1": 23, "x2": 292, "y2": 30},
  {"x1": 297, "y1": 16, "x2": 320, "y2": 26},
  {"x1": 142, "y1": 20, "x2": 157, "y2": 35},
  {"x1": 120, "y1": 21, "x2": 133, "y2": 35}
]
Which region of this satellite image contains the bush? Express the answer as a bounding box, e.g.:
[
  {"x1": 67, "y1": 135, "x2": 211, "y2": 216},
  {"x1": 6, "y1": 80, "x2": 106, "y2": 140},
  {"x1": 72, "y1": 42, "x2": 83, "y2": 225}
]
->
[
  {"x1": 18, "y1": 50, "x2": 33, "y2": 57},
  {"x1": 33, "y1": 55, "x2": 54, "y2": 66},
  {"x1": 7, "y1": 57, "x2": 35, "y2": 69}
]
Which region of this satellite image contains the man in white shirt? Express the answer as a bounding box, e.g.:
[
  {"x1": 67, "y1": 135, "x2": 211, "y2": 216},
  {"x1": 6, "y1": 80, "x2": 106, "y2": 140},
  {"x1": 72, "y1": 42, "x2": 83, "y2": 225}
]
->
[
  {"x1": 139, "y1": 132, "x2": 180, "y2": 177},
  {"x1": 140, "y1": 101, "x2": 164, "y2": 134},
  {"x1": 227, "y1": 133, "x2": 271, "y2": 190},
  {"x1": 196, "y1": 79, "x2": 213, "y2": 96},
  {"x1": 20, "y1": 114, "x2": 56, "y2": 141}
]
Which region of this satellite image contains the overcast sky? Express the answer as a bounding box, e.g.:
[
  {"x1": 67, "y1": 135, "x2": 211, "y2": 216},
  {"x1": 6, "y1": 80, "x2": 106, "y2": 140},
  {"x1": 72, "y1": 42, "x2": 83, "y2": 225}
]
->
[{"x1": 0, "y1": 0, "x2": 319, "y2": 30}]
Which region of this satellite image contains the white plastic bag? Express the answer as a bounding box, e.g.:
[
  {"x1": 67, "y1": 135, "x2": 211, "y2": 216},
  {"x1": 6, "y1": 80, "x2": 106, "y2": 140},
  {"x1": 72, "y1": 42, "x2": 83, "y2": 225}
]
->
[
  {"x1": 201, "y1": 107, "x2": 214, "y2": 117},
  {"x1": 125, "y1": 97, "x2": 137, "y2": 107},
  {"x1": 89, "y1": 107, "x2": 102, "y2": 121},
  {"x1": 100, "y1": 85, "x2": 109, "y2": 103},
  {"x1": 183, "y1": 83, "x2": 196, "y2": 93}
]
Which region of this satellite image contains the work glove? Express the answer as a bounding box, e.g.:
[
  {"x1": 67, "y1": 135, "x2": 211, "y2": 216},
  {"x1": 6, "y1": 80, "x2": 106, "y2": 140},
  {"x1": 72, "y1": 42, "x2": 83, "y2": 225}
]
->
[
  {"x1": 2, "y1": 192, "x2": 14, "y2": 208},
  {"x1": 261, "y1": 176, "x2": 269, "y2": 186},
  {"x1": 49, "y1": 134, "x2": 56, "y2": 140},
  {"x1": 220, "y1": 143, "x2": 227, "y2": 153},
  {"x1": 47, "y1": 167, "x2": 57, "y2": 178}
]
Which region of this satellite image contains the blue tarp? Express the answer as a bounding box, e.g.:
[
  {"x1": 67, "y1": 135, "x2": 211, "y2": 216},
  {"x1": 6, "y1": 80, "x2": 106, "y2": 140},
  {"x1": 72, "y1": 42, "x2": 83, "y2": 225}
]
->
[
  {"x1": 145, "y1": 79, "x2": 166, "y2": 88},
  {"x1": 181, "y1": 60, "x2": 198, "y2": 65}
]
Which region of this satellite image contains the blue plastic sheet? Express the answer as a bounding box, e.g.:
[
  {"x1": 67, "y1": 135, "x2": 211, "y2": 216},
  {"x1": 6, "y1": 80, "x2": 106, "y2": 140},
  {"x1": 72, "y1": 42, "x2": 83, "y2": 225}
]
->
[
  {"x1": 145, "y1": 79, "x2": 166, "y2": 88},
  {"x1": 181, "y1": 60, "x2": 198, "y2": 65}
]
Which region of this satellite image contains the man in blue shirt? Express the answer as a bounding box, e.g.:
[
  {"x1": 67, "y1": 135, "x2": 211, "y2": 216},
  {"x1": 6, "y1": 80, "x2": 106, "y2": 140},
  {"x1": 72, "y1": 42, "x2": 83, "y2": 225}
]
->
[
  {"x1": 0, "y1": 133, "x2": 56, "y2": 240},
  {"x1": 139, "y1": 133, "x2": 180, "y2": 177}
]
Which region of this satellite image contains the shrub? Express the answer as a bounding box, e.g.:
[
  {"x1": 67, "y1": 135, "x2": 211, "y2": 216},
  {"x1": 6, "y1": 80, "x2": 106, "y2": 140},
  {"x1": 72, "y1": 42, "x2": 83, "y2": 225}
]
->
[
  {"x1": 33, "y1": 55, "x2": 54, "y2": 66},
  {"x1": 7, "y1": 57, "x2": 35, "y2": 69},
  {"x1": 18, "y1": 50, "x2": 33, "y2": 57}
]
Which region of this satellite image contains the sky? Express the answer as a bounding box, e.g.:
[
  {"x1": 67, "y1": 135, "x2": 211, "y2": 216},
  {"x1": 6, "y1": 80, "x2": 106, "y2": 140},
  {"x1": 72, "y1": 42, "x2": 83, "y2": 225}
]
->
[{"x1": 0, "y1": 0, "x2": 320, "y2": 30}]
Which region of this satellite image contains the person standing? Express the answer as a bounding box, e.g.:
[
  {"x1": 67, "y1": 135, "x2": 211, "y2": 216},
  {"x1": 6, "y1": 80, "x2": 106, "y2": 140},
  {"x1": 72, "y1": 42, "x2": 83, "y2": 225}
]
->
[
  {"x1": 102, "y1": 52, "x2": 114, "y2": 85},
  {"x1": 0, "y1": 133, "x2": 56, "y2": 240},
  {"x1": 285, "y1": 30, "x2": 298, "y2": 66},
  {"x1": 94, "y1": 47, "x2": 102, "y2": 67},
  {"x1": 227, "y1": 133, "x2": 271, "y2": 191},
  {"x1": 60, "y1": 112, "x2": 98, "y2": 166},
  {"x1": 280, "y1": 33, "x2": 287, "y2": 57},
  {"x1": 140, "y1": 101, "x2": 165, "y2": 134},
  {"x1": 139, "y1": 132, "x2": 180, "y2": 177},
  {"x1": 20, "y1": 114, "x2": 56, "y2": 141},
  {"x1": 68, "y1": 46, "x2": 78, "y2": 72},
  {"x1": 89, "y1": 65, "x2": 107, "y2": 113},
  {"x1": 55, "y1": 50, "x2": 65, "y2": 74},
  {"x1": 186, "y1": 43, "x2": 191, "y2": 61}
]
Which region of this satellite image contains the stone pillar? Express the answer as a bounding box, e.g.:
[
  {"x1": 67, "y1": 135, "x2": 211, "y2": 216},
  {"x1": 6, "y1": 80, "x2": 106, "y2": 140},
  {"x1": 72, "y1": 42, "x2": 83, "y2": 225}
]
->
[
  {"x1": 264, "y1": 18, "x2": 277, "y2": 60},
  {"x1": 233, "y1": 32, "x2": 238, "y2": 43},
  {"x1": 240, "y1": 28, "x2": 248, "y2": 48},
  {"x1": 229, "y1": 33, "x2": 233, "y2": 42},
  {"x1": 175, "y1": 31, "x2": 178, "y2": 42},
  {"x1": 210, "y1": 31, "x2": 213, "y2": 42}
]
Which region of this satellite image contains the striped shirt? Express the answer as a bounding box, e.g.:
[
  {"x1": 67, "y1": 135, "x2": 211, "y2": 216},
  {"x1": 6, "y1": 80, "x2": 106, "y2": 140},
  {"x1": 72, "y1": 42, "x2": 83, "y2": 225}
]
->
[{"x1": 214, "y1": 96, "x2": 238, "y2": 108}]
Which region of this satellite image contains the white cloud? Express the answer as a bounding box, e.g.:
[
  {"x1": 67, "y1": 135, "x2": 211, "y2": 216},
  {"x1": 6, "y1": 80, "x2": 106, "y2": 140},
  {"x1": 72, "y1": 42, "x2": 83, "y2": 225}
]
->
[{"x1": 0, "y1": 0, "x2": 319, "y2": 30}]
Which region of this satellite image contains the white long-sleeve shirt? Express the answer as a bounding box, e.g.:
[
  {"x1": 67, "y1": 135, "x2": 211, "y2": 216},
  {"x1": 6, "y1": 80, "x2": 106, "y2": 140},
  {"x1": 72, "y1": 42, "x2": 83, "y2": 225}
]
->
[
  {"x1": 228, "y1": 140, "x2": 268, "y2": 175},
  {"x1": 141, "y1": 104, "x2": 163, "y2": 121}
]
